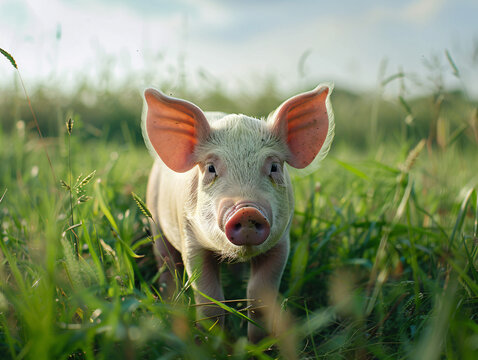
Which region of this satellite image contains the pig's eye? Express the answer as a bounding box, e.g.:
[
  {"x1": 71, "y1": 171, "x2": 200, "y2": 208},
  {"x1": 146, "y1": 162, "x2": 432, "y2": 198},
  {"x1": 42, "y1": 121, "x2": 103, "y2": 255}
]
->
[
  {"x1": 203, "y1": 162, "x2": 218, "y2": 186},
  {"x1": 263, "y1": 158, "x2": 284, "y2": 186},
  {"x1": 207, "y1": 164, "x2": 217, "y2": 175}
]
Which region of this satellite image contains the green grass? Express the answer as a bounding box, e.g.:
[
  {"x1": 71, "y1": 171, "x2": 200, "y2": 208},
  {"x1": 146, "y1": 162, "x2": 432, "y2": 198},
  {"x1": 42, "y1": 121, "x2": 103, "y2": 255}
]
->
[{"x1": 1, "y1": 49, "x2": 478, "y2": 359}]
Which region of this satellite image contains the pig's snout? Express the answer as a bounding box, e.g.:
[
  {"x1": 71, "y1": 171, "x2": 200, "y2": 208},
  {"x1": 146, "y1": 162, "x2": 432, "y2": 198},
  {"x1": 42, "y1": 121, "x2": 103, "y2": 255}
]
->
[{"x1": 224, "y1": 207, "x2": 270, "y2": 246}]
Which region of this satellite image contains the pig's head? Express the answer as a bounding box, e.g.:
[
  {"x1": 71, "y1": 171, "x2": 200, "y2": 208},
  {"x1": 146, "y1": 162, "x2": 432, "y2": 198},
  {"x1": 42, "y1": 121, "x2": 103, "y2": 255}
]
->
[{"x1": 143, "y1": 85, "x2": 334, "y2": 260}]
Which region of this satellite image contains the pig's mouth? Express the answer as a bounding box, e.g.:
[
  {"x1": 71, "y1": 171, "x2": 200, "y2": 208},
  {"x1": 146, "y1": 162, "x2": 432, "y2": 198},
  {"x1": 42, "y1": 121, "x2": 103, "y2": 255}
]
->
[{"x1": 220, "y1": 203, "x2": 271, "y2": 246}]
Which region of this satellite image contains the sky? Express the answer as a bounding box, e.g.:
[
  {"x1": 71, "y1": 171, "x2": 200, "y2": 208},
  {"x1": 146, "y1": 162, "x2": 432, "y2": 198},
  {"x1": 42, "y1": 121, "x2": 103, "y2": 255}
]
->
[{"x1": 1, "y1": 0, "x2": 477, "y2": 97}]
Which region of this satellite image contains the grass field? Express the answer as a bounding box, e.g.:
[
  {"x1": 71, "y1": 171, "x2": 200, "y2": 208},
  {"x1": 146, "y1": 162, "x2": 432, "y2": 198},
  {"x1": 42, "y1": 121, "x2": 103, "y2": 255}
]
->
[{"x1": 1, "y1": 49, "x2": 478, "y2": 359}]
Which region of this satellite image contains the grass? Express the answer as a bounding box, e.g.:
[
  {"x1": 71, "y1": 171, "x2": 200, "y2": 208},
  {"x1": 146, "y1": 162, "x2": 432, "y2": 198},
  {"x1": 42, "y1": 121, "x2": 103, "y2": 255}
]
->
[{"x1": 1, "y1": 48, "x2": 478, "y2": 359}]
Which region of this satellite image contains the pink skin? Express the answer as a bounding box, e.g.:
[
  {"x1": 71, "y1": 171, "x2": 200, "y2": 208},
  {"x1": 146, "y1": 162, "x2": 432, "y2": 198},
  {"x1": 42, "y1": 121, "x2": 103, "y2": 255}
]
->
[
  {"x1": 224, "y1": 207, "x2": 270, "y2": 246},
  {"x1": 217, "y1": 199, "x2": 273, "y2": 245}
]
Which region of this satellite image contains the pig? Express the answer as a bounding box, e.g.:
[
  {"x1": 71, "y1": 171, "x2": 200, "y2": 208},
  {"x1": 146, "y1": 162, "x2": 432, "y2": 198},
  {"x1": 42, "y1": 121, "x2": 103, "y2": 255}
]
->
[{"x1": 142, "y1": 84, "x2": 334, "y2": 342}]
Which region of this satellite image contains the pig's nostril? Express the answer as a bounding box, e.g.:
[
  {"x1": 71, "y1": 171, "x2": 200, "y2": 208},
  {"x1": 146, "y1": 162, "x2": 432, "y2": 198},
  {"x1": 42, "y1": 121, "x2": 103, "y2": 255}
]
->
[{"x1": 224, "y1": 207, "x2": 271, "y2": 246}]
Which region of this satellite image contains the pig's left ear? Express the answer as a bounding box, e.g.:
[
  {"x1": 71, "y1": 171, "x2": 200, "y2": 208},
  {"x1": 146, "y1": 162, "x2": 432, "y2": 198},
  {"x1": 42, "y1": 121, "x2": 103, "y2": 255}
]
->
[
  {"x1": 269, "y1": 84, "x2": 335, "y2": 170},
  {"x1": 143, "y1": 89, "x2": 210, "y2": 172}
]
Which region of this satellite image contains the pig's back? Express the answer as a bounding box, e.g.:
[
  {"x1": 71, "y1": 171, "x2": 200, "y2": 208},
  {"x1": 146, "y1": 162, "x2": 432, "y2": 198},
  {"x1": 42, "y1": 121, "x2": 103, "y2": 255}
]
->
[{"x1": 205, "y1": 112, "x2": 227, "y2": 123}]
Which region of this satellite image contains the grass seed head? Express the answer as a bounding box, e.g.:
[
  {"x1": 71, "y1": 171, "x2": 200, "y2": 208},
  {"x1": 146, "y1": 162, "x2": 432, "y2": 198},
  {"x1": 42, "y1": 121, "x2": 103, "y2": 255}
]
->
[
  {"x1": 66, "y1": 117, "x2": 74, "y2": 135},
  {"x1": 132, "y1": 192, "x2": 153, "y2": 219}
]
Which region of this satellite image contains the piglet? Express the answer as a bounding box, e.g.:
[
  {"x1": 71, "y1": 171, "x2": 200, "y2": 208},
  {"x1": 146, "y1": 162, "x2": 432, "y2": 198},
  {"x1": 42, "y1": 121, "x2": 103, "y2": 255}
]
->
[{"x1": 142, "y1": 85, "x2": 334, "y2": 342}]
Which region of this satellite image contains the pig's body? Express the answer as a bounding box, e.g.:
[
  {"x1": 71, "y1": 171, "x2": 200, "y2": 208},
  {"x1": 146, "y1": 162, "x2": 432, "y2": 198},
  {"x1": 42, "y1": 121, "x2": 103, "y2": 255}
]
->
[{"x1": 142, "y1": 86, "x2": 334, "y2": 342}]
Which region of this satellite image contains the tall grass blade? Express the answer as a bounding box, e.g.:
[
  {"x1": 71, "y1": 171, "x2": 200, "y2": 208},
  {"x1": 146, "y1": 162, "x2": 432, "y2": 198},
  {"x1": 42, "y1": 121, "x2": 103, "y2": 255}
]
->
[
  {"x1": 94, "y1": 181, "x2": 120, "y2": 234},
  {"x1": 412, "y1": 278, "x2": 458, "y2": 360},
  {"x1": 0, "y1": 188, "x2": 6, "y2": 203},
  {"x1": 399, "y1": 95, "x2": 413, "y2": 115},
  {"x1": 446, "y1": 122, "x2": 469, "y2": 147},
  {"x1": 94, "y1": 181, "x2": 142, "y2": 259},
  {"x1": 0, "y1": 313, "x2": 17, "y2": 358},
  {"x1": 449, "y1": 188, "x2": 476, "y2": 248},
  {"x1": 61, "y1": 236, "x2": 83, "y2": 289},
  {"x1": 381, "y1": 72, "x2": 405, "y2": 86},
  {"x1": 3, "y1": 49, "x2": 57, "y2": 183},
  {"x1": 332, "y1": 158, "x2": 370, "y2": 180},
  {"x1": 448, "y1": 258, "x2": 478, "y2": 296},
  {"x1": 445, "y1": 49, "x2": 460, "y2": 77},
  {"x1": 301, "y1": 307, "x2": 335, "y2": 336},
  {"x1": 0, "y1": 236, "x2": 27, "y2": 294},
  {"x1": 82, "y1": 222, "x2": 106, "y2": 287},
  {"x1": 195, "y1": 289, "x2": 263, "y2": 329},
  {"x1": 289, "y1": 237, "x2": 309, "y2": 296},
  {"x1": 0, "y1": 47, "x2": 18, "y2": 69}
]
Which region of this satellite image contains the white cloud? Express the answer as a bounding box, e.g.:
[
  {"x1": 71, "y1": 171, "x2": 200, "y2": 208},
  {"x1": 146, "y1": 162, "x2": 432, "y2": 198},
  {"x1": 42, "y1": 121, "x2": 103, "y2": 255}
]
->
[
  {"x1": 360, "y1": 0, "x2": 447, "y2": 26},
  {"x1": 402, "y1": 0, "x2": 446, "y2": 24}
]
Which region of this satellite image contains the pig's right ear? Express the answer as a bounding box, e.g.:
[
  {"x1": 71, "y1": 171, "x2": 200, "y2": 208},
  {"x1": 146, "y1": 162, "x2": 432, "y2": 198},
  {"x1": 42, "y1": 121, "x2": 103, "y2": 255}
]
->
[{"x1": 143, "y1": 89, "x2": 210, "y2": 173}]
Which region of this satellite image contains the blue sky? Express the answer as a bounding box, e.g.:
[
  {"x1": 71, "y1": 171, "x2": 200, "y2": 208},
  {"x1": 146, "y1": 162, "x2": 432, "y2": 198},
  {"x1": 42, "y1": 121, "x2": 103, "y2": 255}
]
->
[{"x1": 1, "y1": 0, "x2": 477, "y2": 96}]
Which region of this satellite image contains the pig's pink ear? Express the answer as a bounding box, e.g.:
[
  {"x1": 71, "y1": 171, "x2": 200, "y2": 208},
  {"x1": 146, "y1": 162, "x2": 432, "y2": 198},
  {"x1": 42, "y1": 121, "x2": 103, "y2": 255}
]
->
[
  {"x1": 144, "y1": 89, "x2": 210, "y2": 172},
  {"x1": 270, "y1": 85, "x2": 333, "y2": 169}
]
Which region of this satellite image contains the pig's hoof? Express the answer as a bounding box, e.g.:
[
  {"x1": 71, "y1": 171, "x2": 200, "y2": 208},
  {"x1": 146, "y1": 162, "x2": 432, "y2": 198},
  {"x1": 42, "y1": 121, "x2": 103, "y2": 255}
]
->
[{"x1": 225, "y1": 207, "x2": 270, "y2": 246}]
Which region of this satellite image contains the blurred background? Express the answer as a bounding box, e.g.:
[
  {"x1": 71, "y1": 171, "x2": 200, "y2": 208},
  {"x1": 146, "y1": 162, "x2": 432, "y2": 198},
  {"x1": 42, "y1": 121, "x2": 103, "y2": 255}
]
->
[
  {"x1": 1, "y1": 2, "x2": 478, "y2": 358},
  {"x1": 1, "y1": 0, "x2": 477, "y2": 148}
]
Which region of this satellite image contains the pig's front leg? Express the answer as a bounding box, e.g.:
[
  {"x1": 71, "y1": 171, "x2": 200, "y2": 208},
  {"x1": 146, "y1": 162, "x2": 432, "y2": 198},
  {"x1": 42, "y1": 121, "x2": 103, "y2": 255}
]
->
[
  {"x1": 184, "y1": 247, "x2": 225, "y2": 328},
  {"x1": 247, "y1": 236, "x2": 290, "y2": 343},
  {"x1": 153, "y1": 232, "x2": 183, "y2": 300}
]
